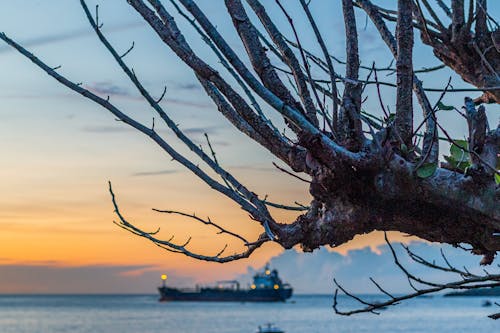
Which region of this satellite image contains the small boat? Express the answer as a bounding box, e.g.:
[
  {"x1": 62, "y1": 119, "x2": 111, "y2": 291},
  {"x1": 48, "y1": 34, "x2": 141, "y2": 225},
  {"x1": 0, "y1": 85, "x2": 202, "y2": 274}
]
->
[
  {"x1": 482, "y1": 300, "x2": 492, "y2": 307},
  {"x1": 256, "y1": 323, "x2": 284, "y2": 333}
]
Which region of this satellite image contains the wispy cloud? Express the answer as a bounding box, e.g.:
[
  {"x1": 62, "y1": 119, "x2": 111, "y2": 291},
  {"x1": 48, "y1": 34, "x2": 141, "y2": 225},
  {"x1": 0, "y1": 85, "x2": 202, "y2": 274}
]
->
[
  {"x1": 165, "y1": 98, "x2": 212, "y2": 109},
  {"x1": 84, "y1": 82, "x2": 212, "y2": 109},
  {"x1": 86, "y1": 81, "x2": 131, "y2": 97},
  {"x1": 183, "y1": 126, "x2": 220, "y2": 136},
  {"x1": 158, "y1": 80, "x2": 201, "y2": 92},
  {"x1": 172, "y1": 82, "x2": 201, "y2": 91},
  {"x1": 192, "y1": 139, "x2": 231, "y2": 147},
  {"x1": 229, "y1": 165, "x2": 276, "y2": 172},
  {"x1": 0, "y1": 22, "x2": 144, "y2": 54},
  {"x1": 81, "y1": 125, "x2": 135, "y2": 133},
  {"x1": 180, "y1": 126, "x2": 231, "y2": 147},
  {"x1": 0, "y1": 263, "x2": 190, "y2": 294},
  {"x1": 131, "y1": 169, "x2": 180, "y2": 177},
  {"x1": 0, "y1": 92, "x2": 73, "y2": 100}
]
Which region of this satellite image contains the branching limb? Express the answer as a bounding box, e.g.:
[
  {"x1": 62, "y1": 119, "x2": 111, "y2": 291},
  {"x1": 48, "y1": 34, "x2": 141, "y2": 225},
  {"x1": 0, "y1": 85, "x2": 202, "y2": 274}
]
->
[
  {"x1": 435, "y1": 0, "x2": 452, "y2": 18},
  {"x1": 395, "y1": 0, "x2": 414, "y2": 146},
  {"x1": 283, "y1": 33, "x2": 445, "y2": 75},
  {"x1": 152, "y1": 208, "x2": 249, "y2": 244},
  {"x1": 135, "y1": 0, "x2": 364, "y2": 171},
  {"x1": 0, "y1": 29, "x2": 284, "y2": 243},
  {"x1": 167, "y1": 0, "x2": 276, "y2": 134},
  {"x1": 244, "y1": 0, "x2": 318, "y2": 128},
  {"x1": 273, "y1": 60, "x2": 491, "y2": 94},
  {"x1": 81, "y1": 0, "x2": 243, "y2": 194},
  {"x1": 228, "y1": 0, "x2": 319, "y2": 128},
  {"x1": 272, "y1": 162, "x2": 311, "y2": 184},
  {"x1": 110, "y1": 182, "x2": 268, "y2": 262},
  {"x1": 451, "y1": 0, "x2": 465, "y2": 42},
  {"x1": 82, "y1": 0, "x2": 294, "y2": 236},
  {"x1": 298, "y1": 0, "x2": 340, "y2": 131},
  {"x1": 273, "y1": 0, "x2": 326, "y2": 128},
  {"x1": 333, "y1": 234, "x2": 500, "y2": 317},
  {"x1": 172, "y1": 0, "x2": 318, "y2": 131},
  {"x1": 419, "y1": 0, "x2": 447, "y2": 33},
  {"x1": 361, "y1": 0, "x2": 500, "y2": 103},
  {"x1": 475, "y1": 0, "x2": 488, "y2": 38},
  {"x1": 262, "y1": 199, "x2": 309, "y2": 212},
  {"x1": 353, "y1": 1, "x2": 443, "y2": 38},
  {"x1": 339, "y1": 0, "x2": 363, "y2": 147},
  {"x1": 131, "y1": 0, "x2": 300, "y2": 171},
  {"x1": 357, "y1": 0, "x2": 438, "y2": 160}
]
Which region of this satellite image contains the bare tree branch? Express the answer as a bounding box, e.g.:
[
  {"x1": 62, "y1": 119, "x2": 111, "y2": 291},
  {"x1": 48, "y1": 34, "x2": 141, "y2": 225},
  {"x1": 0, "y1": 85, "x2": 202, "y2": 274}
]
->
[
  {"x1": 151, "y1": 208, "x2": 249, "y2": 244},
  {"x1": 110, "y1": 182, "x2": 268, "y2": 262},
  {"x1": 298, "y1": 0, "x2": 340, "y2": 131},
  {"x1": 244, "y1": 0, "x2": 321, "y2": 133},
  {"x1": 396, "y1": 0, "x2": 414, "y2": 146},
  {"x1": 338, "y1": 0, "x2": 363, "y2": 147},
  {"x1": 451, "y1": 0, "x2": 465, "y2": 42},
  {"x1": 357, "y1": 0, "x2": 439, "y2": 161},
  {"x1": 333, "y1": 234, "x2": 500, "y2": 316}
]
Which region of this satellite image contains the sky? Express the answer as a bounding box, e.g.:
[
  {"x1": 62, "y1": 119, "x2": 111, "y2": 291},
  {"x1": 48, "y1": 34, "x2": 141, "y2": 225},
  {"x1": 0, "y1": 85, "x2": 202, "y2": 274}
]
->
[
  {"x1": 0, "y1": 1, "x2": 498, "y2": 294},
  {"x1": 238, "y1": 241, "x2": 490, "y2": 294}
]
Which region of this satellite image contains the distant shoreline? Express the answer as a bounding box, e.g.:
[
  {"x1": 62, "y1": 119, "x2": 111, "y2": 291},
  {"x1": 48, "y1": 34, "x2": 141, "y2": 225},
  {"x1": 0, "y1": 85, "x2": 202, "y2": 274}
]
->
[{"x1": 445, "y1": 287, "x2": 500, "y2": 297}]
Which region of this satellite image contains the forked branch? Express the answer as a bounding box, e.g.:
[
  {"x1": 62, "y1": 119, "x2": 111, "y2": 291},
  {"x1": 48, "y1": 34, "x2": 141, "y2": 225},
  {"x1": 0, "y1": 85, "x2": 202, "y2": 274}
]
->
[
  {"x1": 110, "y1": 182, "x2": 268, "y2": 262},
  {"x1": 333, "y1": 234, "x2": 500, "y2": 318}
]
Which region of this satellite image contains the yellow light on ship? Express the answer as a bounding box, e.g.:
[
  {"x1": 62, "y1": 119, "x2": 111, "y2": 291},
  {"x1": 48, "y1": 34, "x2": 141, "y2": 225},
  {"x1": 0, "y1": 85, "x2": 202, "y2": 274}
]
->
[
  {"x1": 161, "y1": 274, "x2": 167, "y2": 281},
  {"x1": 273, "y1": 284, "x2": 279, "y2": 290},
  {"x1": 251, "y1": 284, "x2": 256, "y2": 289},
  {"x1": 265, "y1": 270, "x2": 271, "y2": 275}
]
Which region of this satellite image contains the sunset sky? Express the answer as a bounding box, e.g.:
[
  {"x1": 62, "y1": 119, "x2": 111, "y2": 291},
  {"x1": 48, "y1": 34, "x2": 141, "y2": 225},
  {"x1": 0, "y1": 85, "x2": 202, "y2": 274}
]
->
[{"x1": 0, "y1": 1, "x2": 498, "y2": 294}]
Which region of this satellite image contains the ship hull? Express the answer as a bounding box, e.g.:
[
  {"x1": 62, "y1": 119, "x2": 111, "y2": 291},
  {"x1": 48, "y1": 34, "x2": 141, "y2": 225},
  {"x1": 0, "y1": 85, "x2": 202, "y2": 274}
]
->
[{"x1": 158, "y1": 287, "x2": 293, "y2": 302}]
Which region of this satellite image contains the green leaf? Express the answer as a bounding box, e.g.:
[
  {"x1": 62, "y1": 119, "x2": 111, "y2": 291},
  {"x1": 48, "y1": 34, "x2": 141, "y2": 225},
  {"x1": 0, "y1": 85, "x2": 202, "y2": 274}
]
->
[
  {"x1": 443, "y1": 155, "x2": 457, "y2": 168},
  {"x1": 495, "y1": 173, "x2": 500, "y2": 185},
  {"x1": 450, "y1": 140, "x2": 469, "y2": 162},
  {"x1": 416, "y1": 162, "x2": 438, "y2": 179},
  {"x1": 444, "y1": 155, "x2": 470, "y2": 172},
  {"x1": 386, "y1": 113, "x2": 396, "y2": 123},
  {"x1": 456, "y1": 161, "x2": 471, "y2": 172},
  {"x1": 436, "y1": 101, "x2": 454, "y2": 111},
  {"x1": 400, "y1": 143, "x2": 408, "y2": 156}
]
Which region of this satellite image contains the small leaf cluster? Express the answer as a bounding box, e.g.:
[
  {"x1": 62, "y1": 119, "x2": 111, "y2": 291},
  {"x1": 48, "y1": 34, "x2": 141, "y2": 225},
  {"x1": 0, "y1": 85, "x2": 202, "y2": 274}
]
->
[
  {"x1": 416, "y1": 140, "x2": 470, "y2": 179},
  {"x1": 444, "y1": 140, "x2": 471, "y2": 173},
  {"x1": 416, "y1": 162, "x2": 437, "y2": 178}
]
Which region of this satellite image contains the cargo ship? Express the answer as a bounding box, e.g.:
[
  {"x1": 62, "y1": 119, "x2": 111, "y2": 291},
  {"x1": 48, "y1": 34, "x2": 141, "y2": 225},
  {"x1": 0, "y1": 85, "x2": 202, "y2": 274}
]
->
[{"x1": 158, "y1": 265, "x2": 293, "y2": 302}]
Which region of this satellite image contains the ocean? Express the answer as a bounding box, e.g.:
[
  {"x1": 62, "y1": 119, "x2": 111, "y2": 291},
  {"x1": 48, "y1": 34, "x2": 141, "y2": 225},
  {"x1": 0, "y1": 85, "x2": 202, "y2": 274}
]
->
[{"x1": 0, "y1": 294, "x2": 498, "y2": 332}]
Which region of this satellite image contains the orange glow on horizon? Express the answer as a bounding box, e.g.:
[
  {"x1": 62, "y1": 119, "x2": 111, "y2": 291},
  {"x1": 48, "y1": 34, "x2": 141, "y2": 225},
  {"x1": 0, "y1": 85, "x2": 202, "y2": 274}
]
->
[{"x1": 0, "y1": 127, "x2": 422, "y2": 291}]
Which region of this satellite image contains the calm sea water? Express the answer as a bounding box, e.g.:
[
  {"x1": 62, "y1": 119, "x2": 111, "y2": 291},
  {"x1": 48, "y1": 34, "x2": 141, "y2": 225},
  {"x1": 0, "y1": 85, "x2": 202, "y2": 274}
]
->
[{"x1": 0, "y1": 294, "x2": 498, "y2": 332}]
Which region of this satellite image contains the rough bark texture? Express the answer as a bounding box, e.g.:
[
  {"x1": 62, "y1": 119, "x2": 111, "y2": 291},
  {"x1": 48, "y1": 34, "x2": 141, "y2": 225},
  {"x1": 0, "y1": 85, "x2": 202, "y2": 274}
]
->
[
  {"x1": 339, "y1": 0, "x2": 363, "y2": 149},
  {"x1": 395, "y1": 0, "x2": 414, "y2": 146},
  {"x1": 278, "y1": 158, "x2": 500, "y2": 255}
]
